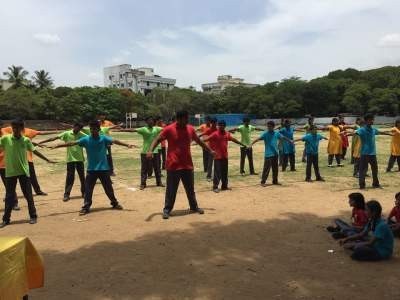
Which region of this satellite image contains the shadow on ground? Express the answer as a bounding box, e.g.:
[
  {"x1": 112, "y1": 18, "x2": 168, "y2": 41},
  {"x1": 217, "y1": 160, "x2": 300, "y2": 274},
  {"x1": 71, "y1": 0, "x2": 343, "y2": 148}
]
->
[{"x1": 31, "y1": 212, "x2": 400, "y2": 300}]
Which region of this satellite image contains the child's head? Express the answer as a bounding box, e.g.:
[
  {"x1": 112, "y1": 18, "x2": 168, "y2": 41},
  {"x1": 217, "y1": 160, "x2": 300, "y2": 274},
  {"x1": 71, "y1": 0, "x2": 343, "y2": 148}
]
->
[
  {"x1": 243, "y1": 117, "x2": 250, "y2": 125},
  {"x1": 348, "y1": 192, "x2": 365, "y2": 209},
  {"x1": 308, "y1": 116, "x2": 314, "y2": 125},
  {"x1": 395, "y1": 119, "x2": 400, "y2": 128},
  {"x1": 284, "y1": 119, "x2": 291, "y2": 128},
  {"x1": 73, "y1": 122, "x2": 84, "y2": 133},
  {"x1": 267, "y1": 120, "x2": 275, "y2": 131},
  {"x1": 176, "y1": 110, "x2": 189, "y2": 126},
  {"x1": 395, "y1": 192, "x2": 400, "y2": 207},
  {"x1": 145, "y1": 116, "x2": 154, "y2": 127},
  {"x1": 205, "y1": 116, "x2": 211, "y2": 124},
  {"x1": 366, "y1": 200, "x2": 382, "y2": 220},
  {"x1": 308, "y1": 125, "x2": 317, "y2": 134},
  {"x1": 218, "y1": 120, "x2": 226, "y2": 131},
  {"x1": 210, "y1": 117, "x2": 217, "y2": 127},
  {"x1": 89, "y1": 120, "x2": 101, "y2": 136},
  {"x1": 363, "y1": 114, "x2": 374, "y2": 126},
  {"x1": 11, "y1": 118, "x2": 25, "y2": 137},
  {"x1": 331, "y1": 118, "x2": 339, "y2": 126}
]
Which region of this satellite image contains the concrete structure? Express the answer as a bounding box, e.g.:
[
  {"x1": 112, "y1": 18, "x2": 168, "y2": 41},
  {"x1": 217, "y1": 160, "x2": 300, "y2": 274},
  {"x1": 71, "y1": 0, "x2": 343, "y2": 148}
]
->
[
  {"x1": 0, "y1": 79, "x2": 13, "y2": 91},
  {"x1": 103, "y1": 64, "x2": 176, "y2": 95},
  {"x1": 202, "y1": 75, "x2": 259, "y2": 94}
]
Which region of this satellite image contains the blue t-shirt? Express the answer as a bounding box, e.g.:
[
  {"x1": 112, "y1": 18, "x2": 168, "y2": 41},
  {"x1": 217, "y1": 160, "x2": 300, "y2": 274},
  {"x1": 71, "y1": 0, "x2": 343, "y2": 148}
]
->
[
  {"x1": 279, "y1": 127, "x2": 295, "y2": 154},
  {"x1": 356, "y1": 126, "x2": 379, "y2": 155},
  {"x1": 372, "y1": 218, "x2": 394, "y2": 259},
  {"x1": 260, "y1": 130, "x2": 282, "y2": 158},
  {"x1": 302, "y1": 133, "x2": 324, "y2": 155},
  {"x1": 78, "y1": 135, "x2": 113, "y2": 171}
]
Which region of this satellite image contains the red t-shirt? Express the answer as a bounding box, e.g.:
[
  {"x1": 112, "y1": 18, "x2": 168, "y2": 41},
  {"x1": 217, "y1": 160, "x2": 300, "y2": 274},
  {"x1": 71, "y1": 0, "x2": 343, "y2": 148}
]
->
[
  {"x1": 388, "y1": 206, "x2": 400, "y2": 223},
  {"x1": 351, "y1": 208, "x2": 368, "y2": 227},
  {"x1": 160, "y1": 122, "x2": 197, "y2": 171},
  {"x1": 204, "y1": 127, "x2": 217, "y2": 136},
  {"x1": 208, "y1": 130, "x2": 232, "y2": 160}
]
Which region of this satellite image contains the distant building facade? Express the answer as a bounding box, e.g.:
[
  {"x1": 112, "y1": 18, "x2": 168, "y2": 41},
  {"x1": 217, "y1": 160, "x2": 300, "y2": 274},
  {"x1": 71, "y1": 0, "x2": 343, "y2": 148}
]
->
[
  {"x1": 202, "y1": 75, "x2": 259, "y2": 94},
  {"x1": 0, "y1": 79, "x2": 12, "y2": 91},
  {"x1": 104, "y1": 64, "x2": 176, "y2": 95}
]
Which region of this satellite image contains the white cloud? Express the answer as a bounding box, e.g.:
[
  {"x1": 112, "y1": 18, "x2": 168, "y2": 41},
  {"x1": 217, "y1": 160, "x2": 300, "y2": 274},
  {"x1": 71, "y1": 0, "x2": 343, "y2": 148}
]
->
[
  {"x1": 378, "y1": 33, "x2": 400, "y2": 48},
  {"x1": 33, "y1": 33, "x2": 61, "y2": 45}
]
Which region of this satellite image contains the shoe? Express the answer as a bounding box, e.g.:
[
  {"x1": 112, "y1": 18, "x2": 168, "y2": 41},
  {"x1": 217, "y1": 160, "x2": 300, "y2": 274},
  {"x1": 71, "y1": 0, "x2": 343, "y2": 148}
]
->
[
  {"x1": 157, "y1": 183, "x2": 165, "y2": 187},
  {"x1": 290, "y1": 169, "x2": 297, "y2": 172},
  {"x1": 79, "y1": 208, "x2": 89, "y2": 215},
  {"x1": 260, "y1": 183, "x2": 267, "y2": 187},
  {"x1": 250, "y1": 172, "x2": 258, "y2": 176},
  {"x1": 206, "y1": 177, "x2": 212, "y2": 182},
  {"x1": 36, "y1": 191, "x2": 48, "y2": 196},
  {"x1": 29, "y1": 218, "x2": 37, "y2": 225},
  {"x1": 110, "y1": 172, "x2": 116, "y2": 177},
  {"x1": 240, "y1": 172, "x2": 245, "y2": 176},
  {"x1": 305, "y1": 178, "x2": 312, "y2": 182},
  {"x1": 326, "y1": 226, "x2": 340, "y2": 233},
  {"x1": 272, "y1": 182, "x2": 281, "y2": 185},
  {"x1": 328, "y1": 164, "x2": 334, "y2": 168},
  {"x1": 316, "y1": 177, "x2": 325, "y2": 182},
  {"x1": 337, "y1": 164, "x2": 344, "y2": 167},
  {"x1": 353, "y1": 174, "x2": 359, "y2": 178},
  {"x1": 13, "y1": 205, "x2": 21, "y2": 211},
  {"x1": 373, "y1": 185, "x2": 382, "y2": 189},
  {"x1": 0, "y1": 221, "x2": 9, "y2": 228},
  {"x1": 221, "y1": 187, "x2": 232, "y2": 191},
  {"x1": 213, "y1": 188, "x2": 220, "y2": 193},
  {"x1": 148, "y1": 175, "x2": 153, "y2": 179},
  {"x1": 112, "y1": 203, "x2": 123, "y2": 210},
  {"x1": 81, "y1": 194, "x2": 85, "y2": 198},
  {"x1": 162, "y1": 210, "x2": 170, "y2": 219},
  {"x1": 63, "y1": 195, "x2": 70, "y2": 202},
  {"x1": 190, "y1": 208, "x2": 204, "y2": 215},
  {"x1": 332, "y1": 232, "x2": 346, "y2": 240},
  {"x1": 140, "y1": 185, "x2": 146, "y2": 190}
]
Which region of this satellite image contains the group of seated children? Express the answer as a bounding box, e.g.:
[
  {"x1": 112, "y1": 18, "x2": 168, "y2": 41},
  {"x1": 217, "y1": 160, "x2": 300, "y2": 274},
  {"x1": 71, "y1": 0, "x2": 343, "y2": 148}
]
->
[{"x1": 327, "y1": 192, "x2": 399, "y2": 261}]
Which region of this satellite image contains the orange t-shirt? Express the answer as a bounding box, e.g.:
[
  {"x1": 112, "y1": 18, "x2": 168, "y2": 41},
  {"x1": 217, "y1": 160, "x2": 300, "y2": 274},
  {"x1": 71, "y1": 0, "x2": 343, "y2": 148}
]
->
[
  {"x1": 2, "y1": 127, "x2": 39, "y2": 162},
  {"x1": 101, "y1": 120, "x2": 114, "y2": 127}
]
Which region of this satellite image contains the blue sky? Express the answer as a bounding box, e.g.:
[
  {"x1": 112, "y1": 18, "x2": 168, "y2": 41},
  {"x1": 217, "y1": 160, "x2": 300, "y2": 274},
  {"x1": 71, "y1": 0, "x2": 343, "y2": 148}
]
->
[{"x1": 1, "y1": 0, "x2": 400, "y2": 88}]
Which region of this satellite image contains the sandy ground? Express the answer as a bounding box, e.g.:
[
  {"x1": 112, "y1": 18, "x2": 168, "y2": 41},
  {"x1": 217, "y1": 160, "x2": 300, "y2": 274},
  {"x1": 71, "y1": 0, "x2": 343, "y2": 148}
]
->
[{"x1": 1, "y1": 133, "x2": 400, "y2": 299}]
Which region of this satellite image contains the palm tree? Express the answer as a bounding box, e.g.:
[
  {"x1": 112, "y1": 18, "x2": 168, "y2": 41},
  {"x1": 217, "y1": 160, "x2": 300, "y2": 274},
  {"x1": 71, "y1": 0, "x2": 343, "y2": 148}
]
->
[
  {"x1": 32, "y1": 70, "x2": 53, "y2": 89},
  {"x1": 3, "y1": 65, "x2": 29, "y2": 88}
]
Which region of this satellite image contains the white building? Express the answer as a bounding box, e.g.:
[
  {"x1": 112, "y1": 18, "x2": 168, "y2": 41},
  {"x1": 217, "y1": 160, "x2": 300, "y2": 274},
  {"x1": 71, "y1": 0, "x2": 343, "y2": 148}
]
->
[
  {"x1": 103, "y1": 64, "x2": 176, "y2": 95},
  {"x1": 202, "y1": 75, "x2": 259, "y2": 94}
]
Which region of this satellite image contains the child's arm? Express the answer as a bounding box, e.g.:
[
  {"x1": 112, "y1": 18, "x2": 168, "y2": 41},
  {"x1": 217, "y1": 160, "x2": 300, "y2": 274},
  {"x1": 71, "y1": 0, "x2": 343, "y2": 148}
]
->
[
  {"x1": 228, "y1": 127, "x2": 238, "y2": 133},
  {"x1": 230, "y1": 137, "x2": 247, "y2": 148},
  {"x1": 192, "y1": 133, "x2": 216, "y2": 157},
  {"x1": 50, "y1": 141, "x2": 79, "y2": 149},
  {"x1": 112, "y1": 139, "x2": 136, "y2": 148},
  {"x1": 250, "y1": 137, "x2": 262, "y2": 147},
  {"x1": 339, "y1": 227, "x2": 368, "y2": 245},
  {"x1": 33, "y1": 150, "x2": 57, "y2": 163},
  {"x1": 37, "y1": 136, "x2": 60, "y2": 145},
  {"x1": 378, "y1": 131, "x2": 394, "y2": 136}
]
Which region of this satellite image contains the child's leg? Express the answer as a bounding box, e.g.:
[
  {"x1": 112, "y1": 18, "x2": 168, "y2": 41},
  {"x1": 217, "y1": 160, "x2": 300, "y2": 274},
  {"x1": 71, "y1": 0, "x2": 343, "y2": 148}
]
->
[
  {"x1": 2, "y1": 176, "x2": 18, "y2": 223},
  {"x1": 351, "y1": 245, "x2": 382, "y2": 261},
  {"x1": 369, "y1": 155, "x2": 380, "y2": 187},
  {"x1": 289, "y1": 153, "x2": 296, "y2": 171},
  {"x1": 239, "y1": 147, "x2": 246, "y2": 174},
  {"x1": 271, "y1": 156, "x2": 279, "y2": 184},
  {"x1": 64, "y1": 162, "x2": 76, "y2": 197},
  {"x1": 206, "y1": 152, "x2": 213, "y2": 179},
  {"x1": 221, "y1": 159, "x2": 228, "y2": 189},
  {"x1": 76, "y1": 162, "x2": 86, "y2": 196},
  {"x1": 18, "y1": 176, "x2": 37, "y2": 219},
  {"x1": 313, "y1": 155, "x2": 322, "y2": 179},
  {"x1": 335, "y1": 154, "x2": 341, "y2": 166},
  {"x1": 98, "y1": 171, "x2": 119, "y2": 206},
  {"x1": 282, "y1": 154, "x2": 288, "y2": 171},
  {"x1": 305, "y1": 154, "x2": 312, "y2": 180},
  {"x1": 261, "y1": 158, "x2": 271, "y2": 184},
  {"x1": 213, "y1": 159, "x2": 222, "y2": 189},
  {"x1": 387, "y1": 155, "x2": 395, "y2": 172},
  {"x1": 358, "y1": 155, "x2": 368, "y2": 188},
  {"x1": 328, "y1": 154, "x2": 333, "y2": 165},
  {"x1": 334, "y1": 218, "x2": 353, "y2": 231},
  {"x1": 140, "y1": 154, "x2": 148, "y2": 187},
  {"x1": 83, "y1": 172, "x2": 98, "y2": 210},
  {"x1": 396, "y1": 155, "x2": 400, "y2": 171},
  {"x1": 353, "y1": 157, "x2": 360, "y2": 176},
  {"x1": 152, "y1": 153, "x2": 162, "y2": 185},
  {"x1": 247, "y1": 147, "x2": 256, "y2": 174}
]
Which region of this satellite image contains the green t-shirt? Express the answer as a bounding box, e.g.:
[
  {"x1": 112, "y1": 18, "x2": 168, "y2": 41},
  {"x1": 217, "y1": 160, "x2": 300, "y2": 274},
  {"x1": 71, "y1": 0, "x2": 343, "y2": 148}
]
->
[
  {"x1": 81, "y1": 127, "x2": 110, "y2": 136},
  {"x1": 237, "y1": 125, "x2": 255, "y2": 146},
  {"x1": 0, "y1": 135, "x2": 35, "y2": 177},
  {"x1": 136, "y1": 126, "x2": 162, "y2": 153},
  {"x1": 58, "y1": 130, "x2": 87, "y2": 162}
]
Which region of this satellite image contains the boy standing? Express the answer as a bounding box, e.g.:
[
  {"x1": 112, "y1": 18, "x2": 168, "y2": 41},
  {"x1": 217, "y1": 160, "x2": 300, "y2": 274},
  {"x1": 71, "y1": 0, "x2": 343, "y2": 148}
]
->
[
  {"x1": 204, "y1": 120, "x2": 247, "y2": 193},
  {"x1": 229, "y1": 117, "x2": 262, "y2": 175},
  {"x1": 197, "y1": 116, "x2": 212, "y2": 173},
  {"x1": 250, "y1": 121, "x2": 293, "y2": 187},
  {"x1": 199, "y1": 118, "x2": 218, "y2": 181},
  {"x1": 51, "y1": 120, "x2": 135, "y2": 215},
  {"x1": 39, "y1": 123, "x2": 87, "y2": 201},
  {"x1": 386, "y1": 119, "x2": 400, "y2": 172}
]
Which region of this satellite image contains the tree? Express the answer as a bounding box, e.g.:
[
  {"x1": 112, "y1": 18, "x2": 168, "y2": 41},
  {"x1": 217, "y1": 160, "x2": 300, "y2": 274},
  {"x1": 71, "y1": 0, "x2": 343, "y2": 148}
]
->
[
  {"x1": 3, "y1": 65, "x2": 29, "y2": 88},
  {"x1": 32, "y1": 70, "x2": 53, "y2": 89},
  {"x1": 341, "y1": 83, "x2": 371, "y2": 114}
]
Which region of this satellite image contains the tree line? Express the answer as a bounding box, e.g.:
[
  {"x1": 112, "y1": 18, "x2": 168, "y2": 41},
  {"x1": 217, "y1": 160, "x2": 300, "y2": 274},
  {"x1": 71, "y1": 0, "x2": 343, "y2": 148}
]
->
[{"x1": 1, "y1": 65, "x2": 399, "y2": 122}]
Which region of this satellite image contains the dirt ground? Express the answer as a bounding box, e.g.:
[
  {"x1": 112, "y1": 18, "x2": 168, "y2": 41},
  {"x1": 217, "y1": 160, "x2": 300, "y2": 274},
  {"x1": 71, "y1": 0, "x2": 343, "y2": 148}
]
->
[{"x1": 1, "y1": 132, "x2": 400, "y2": 300}]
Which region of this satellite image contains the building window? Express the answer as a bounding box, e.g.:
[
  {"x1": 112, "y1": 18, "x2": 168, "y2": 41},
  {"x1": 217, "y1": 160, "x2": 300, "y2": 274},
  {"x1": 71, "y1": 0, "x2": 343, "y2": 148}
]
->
[
  {"x1": 109, "y1": 75, "x2": 112, "y2": 80},
  {"x1": 157, "y1": 82, "x2": 160, "y2": 87},
  {"x1": 121, "y1": 83, "x2": 124, "y2": 88},
  {"x1": 128, "y1": 82, "x2": 132, "y2": 87},
  {"x1": 147, "y1": 81, "x2": 150, "y2": 86},
  {"x1": 120, "y1": 74, "x2": 123, "y2": 79}
]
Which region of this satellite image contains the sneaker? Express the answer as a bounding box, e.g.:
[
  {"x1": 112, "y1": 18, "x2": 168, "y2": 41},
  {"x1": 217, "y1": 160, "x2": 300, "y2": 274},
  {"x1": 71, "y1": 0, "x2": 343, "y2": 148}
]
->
[
  {"x1": 240, "y1": 172, "x2": 245, "y2": 176},
  {"x1": 63, "y1": 195, "x2": 70, "y2": 202},
  {"x1": 272, "y1": 182, "x2": 281, "y2": 185},
  {"x1": 162, "y1": 210, "x2": 170, "y2": 219},
  {"x1": 140, "y1": 185, "x2": 146, "y2": 190},
  {"x1": 13, "y1": 204, "x2": 21, "y2": 211},
  {"x1": 79, "y1": 208, "x2": 89, "y2": 215},
  {"x1": 110, "y1": 172, "x2": 116, "y2": 177},
  {"x1": 316, "y1": 177, "x2": 325, "y2": 182},
  {"x1": 328, "y1": 164, "x2": 334, "y2": 168},
  {"x1": 29, "y1": 218, "x2": 37, "y2": 225},
  {"x1": 213, "y1": 188, "x2": 220, "y2": 193},
  {"x1": 112, "y1": 203, "x2": 123, "y2": 210},
  {"x1": 0, "y1": 221, "x2": 9, "y2": 228},
  {"x1": 260, "y1": 183, "x2": 267, "y2": 187},
  {"x1": 36, "y1": 191, "x2": 48, "y2": 196},
  {"x1": 337, "y1": 164, "x2": 344, "y2": 167},
  {"x1": 305, "y1": 178, "x2": 313, "y2": 182},
  {"x1": 221, "y1": 187, "x2": 232, "y2": 191},
  {"x1": 332, "y1": 232, "x2": 346, "y2": 240},
  {"x1": 373, "y1": 185, "x2": 383, "y2": 189},
  {"x1": 326, "y1": 226, "x2": 340, "y2": 233},
  {"x1": 190, "y1": 208, "x2": 204, "y2": 215},
  {"x1": 157, "y1": 183, "x2": 165, "y2": 187},
  {"x1": 250, "y1": 172, "x2": 258, "y2": 176},
  {"x1": 206, "y1": 177, "x2": 212, "y2": 182}
]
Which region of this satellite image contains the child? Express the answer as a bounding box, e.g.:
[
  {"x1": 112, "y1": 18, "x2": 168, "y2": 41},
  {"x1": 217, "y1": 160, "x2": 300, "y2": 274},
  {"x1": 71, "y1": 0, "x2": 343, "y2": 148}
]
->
[
  {"x1": 155, "y1": 116, "x2": 167, "y2": 170},
  {"x1": 350, "y1": 117, "x2": 362, "y2": 164},
  {"x1": 339, "y1": 116, "x2": 349, "y2": 160},
  {"x1": 229, "y1": 117, "x2": 263, "y2": 175},
  {"x1": 279, "y1": 119, "x2": 303, "y2": 172},
  {"x1": 294, "y1": 125, "x2": 327, "y2": 182},
  {"x1": 39, "y1": 123, "x2": 87, "y2": 201},
  {"x1": 327, "y1": 192, "x2": 368, "y2": 239},
  {"x1": 199, "y1": 118, "x2": 218, "y2": 181},
  {"x1": 302, "y1": 116, "x2": 314, "y2": 162},
  {"x1": 386, "y1": 119, "x2": 400, "y2": 172},
  {"x1": 355, "y1": 114, "x2": 392, "y2": 189},
  {"x1": 340, "y1": 200, "x2": 394, "y2": 261},
  {"x1": 0, "y1": 119, "x2": 55, "y2": 228},
  {"x1": 51, "y1": 120, "x2": 135, "y2": 215},
  {"x1": 203, "y1": 120, "x2": 247, "y2": 193},
  {"x1": 197, "y1": 116, "x2": 212, "y2": 173},
  {"x1": 322, "y1": 118, "x2": 344, "y2": 167},
  {"x1": 387, "y1": 192, "x2": 400, "y2": 237},
  {"x1": 250, "y1": 121, "x2": 293, "y2": 187}
]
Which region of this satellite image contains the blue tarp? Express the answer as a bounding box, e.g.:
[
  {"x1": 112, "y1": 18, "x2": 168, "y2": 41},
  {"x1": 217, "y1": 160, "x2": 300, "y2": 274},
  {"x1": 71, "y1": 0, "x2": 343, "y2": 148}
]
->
[{"x1": 190, "y1": 114, "x2": 256, "y2": 126}]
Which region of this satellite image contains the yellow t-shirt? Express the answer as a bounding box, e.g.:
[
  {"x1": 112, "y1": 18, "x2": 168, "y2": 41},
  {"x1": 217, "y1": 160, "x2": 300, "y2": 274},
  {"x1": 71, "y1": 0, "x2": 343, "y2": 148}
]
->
[
  {"x1": 391, "y1": 127, "x2": 400, "y2": 156},
  {"x1": 327, "y1": 125, "x2": 342, "y2": 155}
]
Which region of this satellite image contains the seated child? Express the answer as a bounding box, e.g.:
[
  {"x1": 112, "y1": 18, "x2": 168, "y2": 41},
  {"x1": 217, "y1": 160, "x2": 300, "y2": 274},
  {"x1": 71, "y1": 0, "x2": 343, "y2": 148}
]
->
[
  {"x1": 327, "y1": 192, "x2": 368, "y2": 239},
  {"x1": 387, "y1": 192, "x2": 400, "y2": 237},
  {"x1": 339, "y1": 200, "x2": 394, "y2": 261}
]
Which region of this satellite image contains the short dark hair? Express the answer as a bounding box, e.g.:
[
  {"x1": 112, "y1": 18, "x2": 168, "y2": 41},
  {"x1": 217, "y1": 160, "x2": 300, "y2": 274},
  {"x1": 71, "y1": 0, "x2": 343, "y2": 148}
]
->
[
  {"x1": 205, "y1": 116, "x2": 211, "y2": 122},
  {"x1": 210, "y1": 117, "x2": 218, "y2": 123},
  {"x1": 366, "y1": 200, "x2": 382, "y2": 217},
  {"x1": 267, "y1": 120, "x2": 275, "y2": 127},
  {"x1": 364, "y1": 114, "x2": 374, "y2": 121},
  {"x1": 176, "y1": 110, "x2": 189, "y2": 120},
  {"x1": 395, "y1": 119, "x2": 400, "y2": 126},
  {"x1": 11, "y1": 118, "x2": 24, "y2": 128},
  {"x1": 73, "y1": 122, "x2": 84, "y2": 129},
  {"x1": 218, "y1": 120, "x2": 226, "y2": 126},
  {"x1": 145, "y1": 116, "x2": 154, "y2": 121},
  {"x1": 89, "y1": 120, "x2": 101, "y2": 129},
  {"x1": 243, "y1": 117, "x2": 250, "y2": 123},
  {"x1": 309, "y1": 125, "x2": 317, "y2": 131},
  {"x1": 348, "y1": 193, "x2": 365, "y2": 209},
  {"x1": 332, "y1": 117, "x2": 339, "y2": 123},
  {"x1": 395, "y1": 192, "x2": 400, "y2": 199}
]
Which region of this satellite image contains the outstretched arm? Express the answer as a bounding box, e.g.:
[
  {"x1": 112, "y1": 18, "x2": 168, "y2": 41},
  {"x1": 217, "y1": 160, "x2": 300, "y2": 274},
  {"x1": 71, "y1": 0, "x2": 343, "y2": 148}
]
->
[
  {"x1": 37, "y1": 130, "x2": 63, "y2": 135},
  {"x1": 228, "y1": 127, "x2": 238, "y2": 133},
  {"x1": 112, "y1": 139, "x2": 136, "y2": 148},
  {"x1": 147, "y1": 136, "x2": 163, "y2": 158},
  {"x1": 281, "y1": 136, "x2": 294, "y2": 144},
  {"x1": 50, "y1": 141, "x2": 79, "y2": 149},
  {"x1": 192, "y1": 133, "x2": 215, "y2": 155},
  {"x1": 38, "y1": 136, "x2": 60, "y2": 145},
  {"x1": 230, "y1": 137, "x2": 247, "y2": 147},
  {"x1": 378, "y1": 131, "x2": 394, "y2": 136},
  {"x1": 33, "y1": 150, "x2": 56, "y2": 163},
  {"x1": 250, "y1": 137, "x2": 262, "y2": 147}
]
